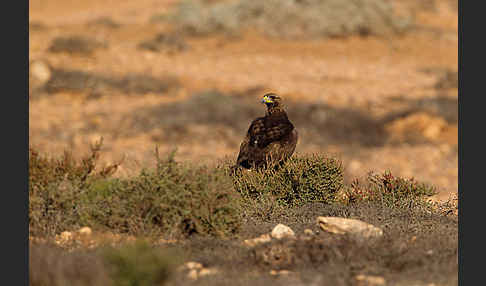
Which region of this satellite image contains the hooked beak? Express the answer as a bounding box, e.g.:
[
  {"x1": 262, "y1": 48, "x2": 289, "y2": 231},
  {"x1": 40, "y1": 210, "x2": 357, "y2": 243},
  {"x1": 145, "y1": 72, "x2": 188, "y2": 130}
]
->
[{"x1": 261, "y1": 95, "x2": 273, "y2": 104}]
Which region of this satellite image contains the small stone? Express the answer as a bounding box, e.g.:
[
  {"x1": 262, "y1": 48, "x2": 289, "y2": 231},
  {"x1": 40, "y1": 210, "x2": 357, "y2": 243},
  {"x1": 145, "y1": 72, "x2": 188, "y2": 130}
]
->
[
  {"x1": 304, "y1": 229, "x2": 314, "y2": 235},
  {"x1": 60, "y1": 231, "x2": 73, "y2": 240},
  {"x1": 355, "y1": 274, "x2": 386, "y2": 286},
  {"x1": 29, "y1": 236, "x2": 46, "y2": 244},
  {"x1": 271, "y1": 224, "x2": 295, "y2": 239},
  {"x1": 157, "y1": 238, "x2": 178, "y2": 245},
  {"x1": 317, "y1": 217, "x2": 383, "y2": 240},
  {"x1": 198, "y1": 268, "x2": 219, "y2": 277},
  {"x1": 423, "y1": 124, "x2": 443, "y2": 140},
  {"x1": 78, "y1": 227, "x2": 92, "y2": 236},
  {"x1": 269, "y1": 269, "x2": 296, "y2": 276},
  {"x1": 55, "y1": 231, "x2": 73, "y2": 245},
  {"x1": 30, "y1": 60, "x2": 52, "y2": 84},
  {"x1": 185, "y1": 261, "x2": 203, "y2": 270},
  {"x1": 243, "y1": 233, "x2": 272, "y2": 247}
]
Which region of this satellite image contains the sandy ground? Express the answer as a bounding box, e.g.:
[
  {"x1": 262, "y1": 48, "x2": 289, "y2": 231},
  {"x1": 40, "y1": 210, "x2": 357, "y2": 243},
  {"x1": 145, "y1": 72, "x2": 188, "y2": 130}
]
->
[{"x1": 29, "y1": 0, "x2": 458, "y2": 201}]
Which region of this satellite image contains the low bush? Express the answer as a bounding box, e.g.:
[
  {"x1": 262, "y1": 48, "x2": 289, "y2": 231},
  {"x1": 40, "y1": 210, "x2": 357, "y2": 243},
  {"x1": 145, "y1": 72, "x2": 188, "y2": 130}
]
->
[
  {"x1": 29, "y1": 143, "x2": 436, "y2": 240},
  {"x1": 29, "y1": 241, "x2": 179, "y2": 286},
  {"x1": 83, "y1": 150, "x2": 241, "y2": 238},
  {"x1": 231, "y1": 154, "x2": 344, "y2": 207},
  {"x1": 29, "y1": 140, "x2": 119, "y2": 237},
  {"x1": 346, "y1": 171, "x2": 436, "y2": 206},
  {"x1": 29, "y1": 144, "x2": 454, "y2": 285},
  {"x1": 29, "y1": 145, "x2": 241, "y2": 238},
  {"x1": 103, "y1": 240, "x2": 180, "y2": 286}
]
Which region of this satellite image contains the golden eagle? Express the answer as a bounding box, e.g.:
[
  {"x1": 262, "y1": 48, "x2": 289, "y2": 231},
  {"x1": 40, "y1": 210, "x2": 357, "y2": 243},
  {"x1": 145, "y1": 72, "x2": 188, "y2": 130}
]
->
[{"x1": 235, "y1": 93, "x2": 298, "y2": 169}]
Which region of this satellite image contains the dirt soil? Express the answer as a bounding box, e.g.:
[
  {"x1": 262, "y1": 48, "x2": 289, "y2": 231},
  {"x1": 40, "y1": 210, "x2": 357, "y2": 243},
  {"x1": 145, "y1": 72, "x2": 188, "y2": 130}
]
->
[{"x1": 29, "y1": 0, "x2": 458, "y2": 202}]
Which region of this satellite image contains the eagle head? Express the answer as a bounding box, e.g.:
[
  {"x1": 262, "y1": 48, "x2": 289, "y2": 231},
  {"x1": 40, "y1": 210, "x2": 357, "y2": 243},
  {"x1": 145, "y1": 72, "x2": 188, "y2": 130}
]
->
[{"x1": 261, "y1": 93, "x2": 281, "y2": 106}]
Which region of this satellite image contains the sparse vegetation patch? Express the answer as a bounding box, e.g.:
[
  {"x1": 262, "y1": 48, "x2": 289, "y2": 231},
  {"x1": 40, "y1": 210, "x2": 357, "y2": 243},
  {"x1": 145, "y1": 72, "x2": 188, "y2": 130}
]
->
[
  {"x1": 29, "y1": 145, "x2": 455, "y2": 286},
  {"x1": 103, "y1": 241, "x2": 180, "y2": 286},
  {"x1": 138, "y1": 33, "x2": 189, "y2": 53},
  {"x1": 29, "y1": 241, "x2": 180, "y2": 286},
  {"x1": 29, "y1": 144, "x2": 241, "y2": 238},
  {"x1": 48, "y1": 35, "x2": 107, "y2": 55},
  {"x1": 170, "y1": 0, "x2": 412, "y2": 39},
  {"x1": 29, "y1": 140, "x2": 119, "y2": 237},
  {"x1": 42, "y1": 67, "x2": 179, "y2": 96},
  {"x1": 346, "y1": 171, "x2": 436, "y2": 206}
]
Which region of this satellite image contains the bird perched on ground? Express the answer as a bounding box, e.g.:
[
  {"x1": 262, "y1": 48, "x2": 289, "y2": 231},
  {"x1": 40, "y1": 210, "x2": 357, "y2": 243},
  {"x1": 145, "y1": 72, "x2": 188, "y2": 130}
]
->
[{"x1": 235, "y1": 93, "x2": 298, "y2": 169}]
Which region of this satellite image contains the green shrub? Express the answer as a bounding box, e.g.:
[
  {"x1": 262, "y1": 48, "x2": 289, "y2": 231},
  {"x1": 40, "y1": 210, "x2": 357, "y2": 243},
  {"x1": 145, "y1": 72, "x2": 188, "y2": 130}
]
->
[
  {"x1": 231, "y1": 154, "x2": 344, "y2": 206},
  {"x1": 170, "y1": 0, "x2": 411, "y2": 39},
  {"x1": 103, "y1": 241, "x2": 179, "y2": 286},
  {"x1": 346, "y1": 171, "x2": 436, "y2": 206},
  {"x1": 29, "y1": 145, "x2": 241, "y2": 238},
  {"x1": 30, "y1": 241, "x2": 179, "y2": 286},
  {"x1": 83, "y1": 151, "x2": 241, "y2": 237},
  {"x1": 29, "y1": 140, "x2": 119, "y2": 237}
]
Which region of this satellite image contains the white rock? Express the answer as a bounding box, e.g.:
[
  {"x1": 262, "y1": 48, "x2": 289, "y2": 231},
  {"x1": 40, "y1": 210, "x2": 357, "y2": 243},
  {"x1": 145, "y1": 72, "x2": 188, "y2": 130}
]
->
[
  {"x1": 198, "y1": 268, "x2": 219, "y2": 277},
  {"x1": 355, "y1": 274, "x2": 386, "y2": 286},
  {"x1": 55, "y1": 231, "x2": 73, "y2": 245},
  {"x1": 317, "y1": 217, "x2": 383, "y2": 240},
  {"x1": 271, "y1": 224, "x2": 295, "y2": 239},
  {"x1": 304, "y1": 229, "x2": 314, "y2": 235},
  {"x1": 30, "y1": 60, "x2": 52, "y2": 84},
  {"x1": 60, "y1": 231, "x2": 72, "y2": 240},
  {"x1": 269, "y1": 269, "x2": 297, "y2": 276},
  {"x1": 78, "y1": 226, "x2": 92, "y2": 235},
  {"x1": 183, "y1": 263, "x2": 218, "y2": 280},
  {"x1": 184, "y1": 261, "x2": 203, "y2": 270}
]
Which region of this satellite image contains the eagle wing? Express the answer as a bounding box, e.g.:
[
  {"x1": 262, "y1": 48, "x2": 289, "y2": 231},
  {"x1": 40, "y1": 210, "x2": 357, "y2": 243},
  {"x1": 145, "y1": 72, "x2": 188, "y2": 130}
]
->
[
  {"x1": 248, "y1": 117, "x2": 293, "y2": 148},
  {"x1": 236, "y1": 116, "x2": 295, "y2": 168}
]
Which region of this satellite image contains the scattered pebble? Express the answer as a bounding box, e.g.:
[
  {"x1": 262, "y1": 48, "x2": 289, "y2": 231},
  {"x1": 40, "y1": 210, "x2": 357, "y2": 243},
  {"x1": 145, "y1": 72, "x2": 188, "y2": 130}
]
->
[
  {"x1": 355, "y1": 274, "x2": 386, "y2": 286},
  {"x1": 78, "y1": 227, "x2": 92, "y2": 236},
  {"x1": 244, "y1": 233, "x2": 272, "y2": 247},
  {"x1": 271, "y1": 224, "x2": 295, "y2": 240}
]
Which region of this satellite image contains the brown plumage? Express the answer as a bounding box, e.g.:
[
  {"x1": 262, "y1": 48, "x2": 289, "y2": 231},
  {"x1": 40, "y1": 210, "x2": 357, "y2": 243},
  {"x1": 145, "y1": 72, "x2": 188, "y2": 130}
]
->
[{"x1": 236, "y1": 93, "x2": 298, "y2": 169}]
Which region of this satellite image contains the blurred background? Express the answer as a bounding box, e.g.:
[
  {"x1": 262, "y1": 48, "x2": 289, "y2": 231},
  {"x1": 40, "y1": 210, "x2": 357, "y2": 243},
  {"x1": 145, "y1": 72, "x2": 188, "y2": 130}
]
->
[{"x1": 29, "y1": 0, "x2": 458, "y2": 201}]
